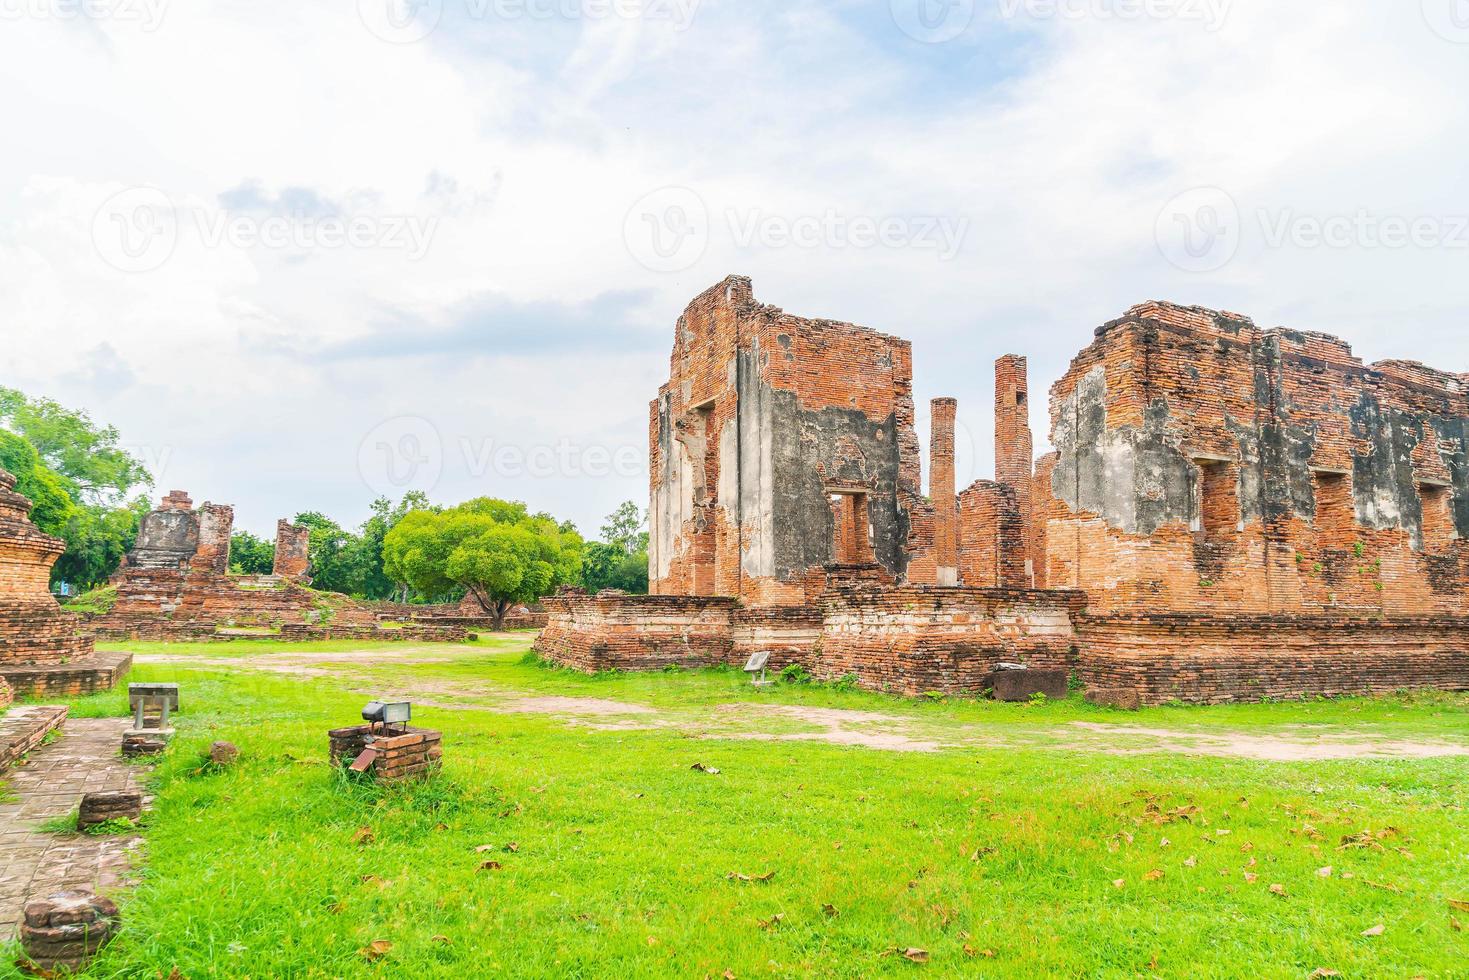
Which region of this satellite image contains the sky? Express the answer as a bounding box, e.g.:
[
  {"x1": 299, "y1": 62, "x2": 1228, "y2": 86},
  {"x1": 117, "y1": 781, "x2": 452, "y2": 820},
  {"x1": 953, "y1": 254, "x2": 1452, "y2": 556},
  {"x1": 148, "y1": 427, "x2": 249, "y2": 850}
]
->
[{"x1": 2, "y1": 0, "x2": 1468, "y2": 538}]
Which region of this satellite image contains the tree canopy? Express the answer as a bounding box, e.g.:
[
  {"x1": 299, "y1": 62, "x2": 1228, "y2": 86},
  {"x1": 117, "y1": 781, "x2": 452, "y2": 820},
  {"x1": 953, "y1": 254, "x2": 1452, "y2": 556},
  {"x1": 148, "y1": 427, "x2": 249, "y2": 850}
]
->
[
  {"x1": 384, "y1": 498, "x2": 583, "y2": 627},
  {"x1": 581, "y1": 500, "x2": 650, "y2": 594},
  {"x1": 0, "y1": 390, "x2": 153, "y2": 589}
]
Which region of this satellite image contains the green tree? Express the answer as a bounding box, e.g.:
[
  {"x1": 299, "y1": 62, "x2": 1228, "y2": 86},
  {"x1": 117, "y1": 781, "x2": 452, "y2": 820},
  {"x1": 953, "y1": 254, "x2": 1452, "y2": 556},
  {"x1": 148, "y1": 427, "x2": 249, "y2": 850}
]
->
[
  {"x1": 359, "y1": 492, "x2": 432, "y2": 601},
  {"x1": 293, "y1": 512, "x2": 370, "y2": 597},
  {"x1": 384, "y1": 498, "x2": 582, "y2": 629},
  {"x1": 0, "y1": 387, "x2": 151, "y2": 505},
  {"x1": 581, "y1": 501, "x2": 649, "y2": 594},
  {"x1": 229, "y1": 531, "x2": 276, "y2": 575}
]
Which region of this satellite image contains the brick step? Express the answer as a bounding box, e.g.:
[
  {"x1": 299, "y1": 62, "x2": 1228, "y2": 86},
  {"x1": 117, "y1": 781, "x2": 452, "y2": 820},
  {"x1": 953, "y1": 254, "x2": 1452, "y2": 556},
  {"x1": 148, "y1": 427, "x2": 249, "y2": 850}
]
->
[{"x1": 0, "y1": 704, "x2": 69, "y2": 775}]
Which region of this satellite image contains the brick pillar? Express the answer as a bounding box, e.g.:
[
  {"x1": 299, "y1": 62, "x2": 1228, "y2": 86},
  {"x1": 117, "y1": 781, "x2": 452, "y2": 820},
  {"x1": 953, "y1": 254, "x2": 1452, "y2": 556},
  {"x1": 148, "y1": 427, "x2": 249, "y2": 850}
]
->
[
  {"x1": 191, "y1": 504, "x2": 234, "y2": 575},
  {"x1": 930, "y1": 398, "x2": 958, "y2": 586},
  {"x1": 995, "y1": 356, "x2": 1034, "y2": 586},
  {"x1": 273, "y1": 520, "x2": 312, "y2": 581}
]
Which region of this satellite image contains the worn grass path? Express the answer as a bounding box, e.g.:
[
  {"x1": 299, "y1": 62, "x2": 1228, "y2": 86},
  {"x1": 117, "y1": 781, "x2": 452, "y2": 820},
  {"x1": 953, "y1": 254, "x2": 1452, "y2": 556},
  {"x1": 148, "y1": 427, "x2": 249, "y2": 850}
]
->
[{"x1": 2, "y1": 635, "x2": 1465, "y2": 978}]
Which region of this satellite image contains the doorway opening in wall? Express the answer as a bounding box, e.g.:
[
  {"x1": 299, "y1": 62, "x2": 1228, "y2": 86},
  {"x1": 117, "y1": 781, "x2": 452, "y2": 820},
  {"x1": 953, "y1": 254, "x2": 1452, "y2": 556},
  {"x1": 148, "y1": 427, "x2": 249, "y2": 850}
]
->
[
  {"x1": 1311, "y1": 469, "x2": 1354, "y2": 547},
  {"x1": 1419, "y1": 482, "x2": 1455, "y2": 552},
  {"x1": 1194, "y1": 458, "x2": 1239, "y2": 547},
  {"x1": 690, "y1": 400, "x2": 718, "y2": 595},
  {"x1": 829, "y1": 490, "x2": 875, "y2": 564}
]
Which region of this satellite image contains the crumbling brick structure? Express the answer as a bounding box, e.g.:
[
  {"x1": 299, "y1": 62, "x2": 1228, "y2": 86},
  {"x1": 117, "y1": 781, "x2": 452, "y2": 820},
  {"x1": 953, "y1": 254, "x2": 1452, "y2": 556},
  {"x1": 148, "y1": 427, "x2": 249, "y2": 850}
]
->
[
  {"x1": 1042, "y1": 301, "x2": 1469, "y2": 702},
  {"x1": 272, "y1": 520, "x2": 312, "y2": 581},
  {"x1": 97, "y1": 492, "x2": 389, "y2": 639},
  {"x1": 0, "y1": 468, "x2": 130, "y2": 697},
  {"x1": 648, "y1": 276, "x2": 938, "y2": 605},
  {"x1": 541, "y1": 280, "x2": 1469, "y2": 705}
]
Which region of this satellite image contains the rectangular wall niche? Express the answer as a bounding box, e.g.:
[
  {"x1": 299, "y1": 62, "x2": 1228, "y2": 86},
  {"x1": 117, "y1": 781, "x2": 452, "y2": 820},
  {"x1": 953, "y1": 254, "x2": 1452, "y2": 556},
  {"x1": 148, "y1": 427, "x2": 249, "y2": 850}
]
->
[
  {"x1": 829, "y1": 492, "x2": 874, "y2": 564},
  {"x1": 1195, "y1": 459, "x2": 1239, "y2": 545}
]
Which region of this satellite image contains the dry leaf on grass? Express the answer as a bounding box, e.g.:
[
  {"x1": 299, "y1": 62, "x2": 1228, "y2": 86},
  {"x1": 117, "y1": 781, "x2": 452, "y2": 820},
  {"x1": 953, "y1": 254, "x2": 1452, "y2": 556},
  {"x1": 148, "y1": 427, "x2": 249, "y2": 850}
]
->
[
  {"x1": 1243, "y1": 873, "x2": 1259, "y2": 884},
  {"x1": 1316, "y1": 866, "x2": 1333, "y2": 878},
  {"x1": 726, "y1": 871, "x2": 776, "y2": 883},
  {"x1": 360, "y1": 875, "x2": 391, "y2": 890},
  {"x1": 1361, "y1": 924, "x2": 1385, "y2": 937},
  {"x1": 901, "y1": 948, "x2": 930, "y2": 963},
  {"x1": 1308, "y1": 970, "x2": 1341, "y2": 979},
  {"x1": 352, "y1": 826, "x2": 374, "y2": 846},
  {"x1": 479, "y1": 860, "x2": 503, "y2": 872},
  {"x1": 757, "y1": 913, "x2": 784, "y2": 931},
  {"x1": 505, "y1": 842, "x2": 520, "y2": 853},
  {"x1": 1450, "y1": 916, "x2": 1462, "y2": 932},
  {"x1": 1144, "y1": 869, "x2": 1165, "y2": 882},
  {"x1": 474, "y1": 844, "x2": 497, "y2": 854},
  {"x1": 1112, "y1": 879, "x2": 1125, "y2": 889},
  {"x1": 1449, "y1": 899, "x2": 1469, "y2": 912},
  {"x1": 1269, "y1": 884, "x2": 1287, "y2": 897},
  {"x1": 691, "y1": 763, "x2": 721, "y2": 774},
  {"x1": 359, "y1": 940, "x2": 392, "y2": 962},
  {"x1": 430, "y1": 935, "x2": 452, "y2": 946}
]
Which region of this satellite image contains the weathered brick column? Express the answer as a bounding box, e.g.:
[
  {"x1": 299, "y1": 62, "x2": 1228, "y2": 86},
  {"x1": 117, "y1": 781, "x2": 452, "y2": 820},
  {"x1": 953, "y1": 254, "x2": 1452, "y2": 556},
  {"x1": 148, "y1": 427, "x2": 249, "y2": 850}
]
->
[
  {"x1": 273, "y1": 519, "x2": 312, "y2": 580},
  {"x1": 995, "y1": 356, "x2": 1035, "y2": 586},
  {"x1": 930, "y1": 398, "x2": 958, "y2": 586}
]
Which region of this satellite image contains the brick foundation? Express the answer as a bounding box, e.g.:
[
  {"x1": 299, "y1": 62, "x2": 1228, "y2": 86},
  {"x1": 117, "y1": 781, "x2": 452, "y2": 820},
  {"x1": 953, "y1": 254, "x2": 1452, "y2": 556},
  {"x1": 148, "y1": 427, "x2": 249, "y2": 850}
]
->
[
  {"x1": 329, "y1": 725, "x2": 443, "y2": 783},
  {"x1": 1078, "y1": 614, "x2": 1469, "y2": 704},
  {"x1": 813, "y1": 585, "x2": 1080, "y2": 695},
  {"x1": 1, "y1": 652, "x2": 133, "y2": 699}
]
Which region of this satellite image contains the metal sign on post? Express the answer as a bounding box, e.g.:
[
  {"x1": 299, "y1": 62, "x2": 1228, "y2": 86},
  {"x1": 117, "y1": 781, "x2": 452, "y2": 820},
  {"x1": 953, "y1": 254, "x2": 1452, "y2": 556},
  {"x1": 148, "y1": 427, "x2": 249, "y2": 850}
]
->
[{"x1": 743, "y1": 651, "x2": 773, "y2": 687}]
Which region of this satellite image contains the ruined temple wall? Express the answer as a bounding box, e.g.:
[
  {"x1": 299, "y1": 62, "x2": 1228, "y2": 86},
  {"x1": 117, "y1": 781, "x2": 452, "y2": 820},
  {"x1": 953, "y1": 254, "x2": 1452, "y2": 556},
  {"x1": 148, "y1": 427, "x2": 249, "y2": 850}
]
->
[
  {"x1": 192, "y1": 504, "x2": 233, "y2": 575},
  {"x1": 957, "y1": 482, "x2": 1027, "y2": 589},
  {"x1": 812, "y1": 585, "x2": 1080, "y2": 695},
  {"x1": 1042, "y1": 302, "x2": 1469, "y2": 617},
  {"x1": 649, "y1": 276, "x2": 934, "y2": 606},
  {"x1": 273, "y1": 520, "x2": 312, "y2": 580},
  {"x1": 0, "y1": 469, "x2": 95, "y2": 668}
]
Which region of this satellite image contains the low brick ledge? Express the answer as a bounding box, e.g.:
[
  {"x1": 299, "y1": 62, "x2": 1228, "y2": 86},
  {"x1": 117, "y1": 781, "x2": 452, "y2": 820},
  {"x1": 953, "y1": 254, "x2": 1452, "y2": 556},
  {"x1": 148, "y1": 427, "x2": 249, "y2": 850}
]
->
[
  {"x1": 0, "y1": 704, "x2": 69, "y2": 775},
  {"x1": 0, "y1": 651, "x2": 133, "y2": 699}
]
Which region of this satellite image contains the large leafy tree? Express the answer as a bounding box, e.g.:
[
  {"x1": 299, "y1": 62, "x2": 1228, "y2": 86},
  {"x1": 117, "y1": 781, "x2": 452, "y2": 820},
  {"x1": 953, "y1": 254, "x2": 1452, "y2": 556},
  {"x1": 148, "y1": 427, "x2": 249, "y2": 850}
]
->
[
  {"x1": 0, "y1": 387, "x2": 151, "y2": 506},
  {"x1": 0, "y1": 400, "x2": 151, "y2": 590},
  {"x1": 229, "y1": 531, "x2": 276, "y2": 575},
  {"x1": 384, "y1": 498, "x2": 583, "y2": 628},
  {"x1": 581, "y1": 501, "x2": 650, "y2": 594}
]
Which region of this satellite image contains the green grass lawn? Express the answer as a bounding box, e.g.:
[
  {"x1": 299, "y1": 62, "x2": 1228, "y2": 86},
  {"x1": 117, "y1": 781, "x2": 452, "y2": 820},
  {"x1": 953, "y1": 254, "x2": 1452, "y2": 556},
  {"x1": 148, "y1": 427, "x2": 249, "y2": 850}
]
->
[{"x1": 4, "y1": 636, "x2": 1467, "y2": 978}]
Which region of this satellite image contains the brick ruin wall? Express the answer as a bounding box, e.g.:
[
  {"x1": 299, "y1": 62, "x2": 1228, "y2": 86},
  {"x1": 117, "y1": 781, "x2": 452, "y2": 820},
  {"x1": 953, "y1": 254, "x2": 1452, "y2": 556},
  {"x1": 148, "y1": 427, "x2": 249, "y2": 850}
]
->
[
  {"x1": 648, "y1": 276, "x2": 937, "y2": 607},
  {"x1": 272, "y1": 519, "x2": 312, "y2": 580},
  {"x1": 812, "y1": 585, "x2": 1083, "y2": 696},
  {"x1": 97, "y1": 491, "x2": 419, "y2": 639},
  {"x1": 0, "y1": 468, "x2": 95, "y2": 669},
  {"x1": 1040, "y1": 302, "x2": 1469, "y2": 702},
  {"x1": 552, "y1": 281, "x2": 1469, "y2": 704}
]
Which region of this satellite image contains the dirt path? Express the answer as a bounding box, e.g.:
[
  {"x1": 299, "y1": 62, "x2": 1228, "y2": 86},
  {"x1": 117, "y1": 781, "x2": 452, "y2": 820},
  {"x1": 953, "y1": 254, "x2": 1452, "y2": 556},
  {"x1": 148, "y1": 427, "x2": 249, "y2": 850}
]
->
[{"x1": 135, "y1": 649, "x2": 1469, "y2": 762}]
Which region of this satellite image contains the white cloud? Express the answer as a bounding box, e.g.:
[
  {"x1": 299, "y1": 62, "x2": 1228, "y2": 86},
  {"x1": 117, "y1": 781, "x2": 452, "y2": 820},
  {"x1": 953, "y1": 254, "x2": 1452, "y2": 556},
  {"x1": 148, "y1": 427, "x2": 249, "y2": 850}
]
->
[{"x1": 1, "y1": 0, "x2": 1466, "y2": 535}]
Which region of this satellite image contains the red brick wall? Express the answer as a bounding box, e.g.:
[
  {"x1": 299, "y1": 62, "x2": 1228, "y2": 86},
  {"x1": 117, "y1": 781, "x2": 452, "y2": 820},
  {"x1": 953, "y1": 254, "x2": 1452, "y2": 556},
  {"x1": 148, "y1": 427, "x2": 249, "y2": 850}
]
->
[
  {"x1": 930, "y1": 398, "x2": 958, "y2": 585},
  {"x1": 1042, "y1": 302, "x2": 1469, "y2": 618},
  {"x1": 957, "y1": 482, "x2": 1027, "y2": 589},
  {"x1": 813, "y1": 584, "x2": 1081, "y2": 695},
  {"x1": 1079, "y1": 613, "x2": 1469, "y2": 704},
  {"x1": 273, "y1": 520, "x2": 312, "y2": 580},
  {"x1": 0, "y1": 469, "x2": 94, "y2": 668},
  {"x1": 995, "y1": 356, "x2": 1034, "y2": 585}
]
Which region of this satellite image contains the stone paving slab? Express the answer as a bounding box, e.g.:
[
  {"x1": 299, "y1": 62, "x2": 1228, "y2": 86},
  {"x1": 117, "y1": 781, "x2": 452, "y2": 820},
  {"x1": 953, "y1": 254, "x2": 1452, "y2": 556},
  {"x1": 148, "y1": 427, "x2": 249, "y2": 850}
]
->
[{"x1": 0, "y1": 717, "x2": 144, "y2": 943}]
